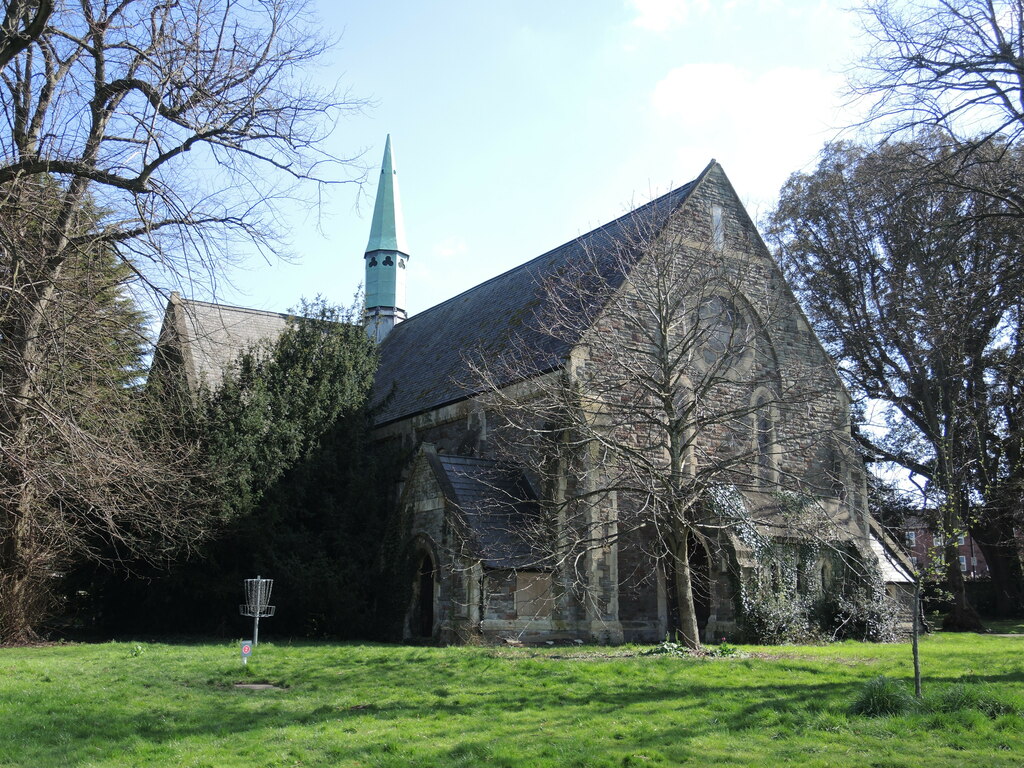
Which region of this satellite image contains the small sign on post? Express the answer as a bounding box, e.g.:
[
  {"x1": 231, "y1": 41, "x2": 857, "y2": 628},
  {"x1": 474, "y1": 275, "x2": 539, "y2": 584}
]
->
[{"x1": 241, "y1": 640, "x2": 253, "y2": 665}]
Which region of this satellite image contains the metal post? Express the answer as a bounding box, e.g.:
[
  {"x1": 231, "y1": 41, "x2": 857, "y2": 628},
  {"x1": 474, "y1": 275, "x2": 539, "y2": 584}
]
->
[
  {"x1": 253, "y1": 574, "x2": 261, "y2": 646},
  {"x1": 912, "y1": 577, "x2": 922, "y2": 699}
]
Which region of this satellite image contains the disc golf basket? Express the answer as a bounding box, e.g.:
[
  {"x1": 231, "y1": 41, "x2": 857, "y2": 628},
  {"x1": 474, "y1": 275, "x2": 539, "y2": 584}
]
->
[{"x1": 240, "y1": 576, "x2": 275, "y2": 646}]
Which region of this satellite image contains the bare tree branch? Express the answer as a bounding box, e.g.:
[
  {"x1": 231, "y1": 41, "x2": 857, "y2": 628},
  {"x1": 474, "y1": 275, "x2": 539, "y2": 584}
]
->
[
  {"x1": 0, "y1": 0, "x2": 52, "y2": 70},
  {"x1": 768, "y1": 135, "x2": 1024, "y2": 625},
  {"x1": 853, "y1": 0, "x2": 1024, "y2": 147}
]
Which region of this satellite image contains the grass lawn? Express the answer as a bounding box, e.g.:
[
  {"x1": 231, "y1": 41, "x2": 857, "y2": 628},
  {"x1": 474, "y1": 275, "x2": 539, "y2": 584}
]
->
[{"x1": 1, "y1": 632, "x2": 1022, "y2": 767}]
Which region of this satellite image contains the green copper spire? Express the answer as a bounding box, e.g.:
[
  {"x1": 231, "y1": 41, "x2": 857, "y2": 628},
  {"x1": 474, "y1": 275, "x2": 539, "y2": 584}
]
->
[
  {"x1": 365, "y1": 134, "x2": 409, "y2": 256},
  {"x1": 364, "y1": 135, "x2": 409, "y2": 342}
]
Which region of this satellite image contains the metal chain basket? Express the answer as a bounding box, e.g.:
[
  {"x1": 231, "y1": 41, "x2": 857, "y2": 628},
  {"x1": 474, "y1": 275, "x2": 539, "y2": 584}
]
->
[{"x1": 240, "y1": 577, "x2": 275, "y2": 618}]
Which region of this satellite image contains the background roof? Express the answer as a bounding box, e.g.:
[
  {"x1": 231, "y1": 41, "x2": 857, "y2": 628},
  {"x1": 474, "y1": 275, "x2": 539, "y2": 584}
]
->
[{"x1": 166, "y1": 297, "x2": 291, "y2": 389}]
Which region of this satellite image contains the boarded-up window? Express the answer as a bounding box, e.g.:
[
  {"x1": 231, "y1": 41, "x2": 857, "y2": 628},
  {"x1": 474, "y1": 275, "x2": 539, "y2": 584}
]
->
[{"x1": 515, "y1": 572, "x2": 552, "y2": 618}]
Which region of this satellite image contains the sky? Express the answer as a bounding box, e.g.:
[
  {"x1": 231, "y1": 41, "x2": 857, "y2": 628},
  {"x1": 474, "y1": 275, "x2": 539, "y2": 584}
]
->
[{"x1": 209, "y1": 0, "x2": 870, "y2": 318}]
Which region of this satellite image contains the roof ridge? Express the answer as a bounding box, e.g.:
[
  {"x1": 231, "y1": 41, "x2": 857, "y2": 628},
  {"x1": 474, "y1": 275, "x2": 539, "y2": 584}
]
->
[
  {"x1": 371, "y1": 164, "x2": 722, "y2": 425},
  {"x1": 178, "y1": 296, "x2": 294, "y2": 320}
]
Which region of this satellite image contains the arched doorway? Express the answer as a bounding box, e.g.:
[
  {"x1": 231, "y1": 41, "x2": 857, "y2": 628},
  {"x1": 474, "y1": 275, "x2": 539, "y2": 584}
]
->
[
  {"x1": 664, "y1": 532, "x2": 713, "y2": 641},
  {"x1": 412, "y1": 552, "x2": 435, "y2": 638},
  {"x1": 688, "y1": 532, "x2": 712, "y2": 634}
]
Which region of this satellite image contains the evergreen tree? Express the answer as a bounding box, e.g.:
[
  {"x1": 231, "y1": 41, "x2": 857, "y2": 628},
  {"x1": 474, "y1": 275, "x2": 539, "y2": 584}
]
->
[{"x1": 95, "y1": 300, "x2": 396, "y2": 638}]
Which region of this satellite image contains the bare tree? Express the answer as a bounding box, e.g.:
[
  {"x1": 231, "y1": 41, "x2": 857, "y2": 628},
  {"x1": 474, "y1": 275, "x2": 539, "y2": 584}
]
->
[
  {"x1": 0, "y1": 0, "x2": 361, "y2": 642},
  {"x1": 854, "y1": 0, "x2": 1024, "y2": 147},
  {"x1": 768, "y1": 136, "x2": 1024, "y2": 628},
  {"x1": 466, "y1": 194, "x2": 873, "y2": 650}
]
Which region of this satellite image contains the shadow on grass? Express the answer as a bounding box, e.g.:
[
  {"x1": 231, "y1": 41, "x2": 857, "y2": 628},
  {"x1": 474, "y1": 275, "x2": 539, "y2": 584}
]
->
[
  {"x1": 6, "y1": 660, "x2": 1024, "y2": 768},
  {"x1": 5, "y1": 640, "x2": 1024, "y2": 768}
]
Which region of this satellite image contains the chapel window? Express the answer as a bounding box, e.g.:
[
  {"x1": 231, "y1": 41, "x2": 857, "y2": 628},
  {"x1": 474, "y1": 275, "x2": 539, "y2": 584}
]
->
[{"x1": 697, "y1": 295, "x2": 749, "y2": 370}]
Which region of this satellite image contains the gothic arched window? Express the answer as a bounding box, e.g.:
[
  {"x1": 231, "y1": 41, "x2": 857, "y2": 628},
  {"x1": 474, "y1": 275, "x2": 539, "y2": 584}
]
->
[
  {"x1": 696, "y1": 295, "x2": 750, "y2": 371},
  {"x1": 752, "y1": 392, "x2": 778, "y2": 484}
]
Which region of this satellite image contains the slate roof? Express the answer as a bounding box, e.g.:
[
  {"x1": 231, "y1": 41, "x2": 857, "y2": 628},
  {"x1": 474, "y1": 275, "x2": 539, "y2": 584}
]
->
[
  {"x1": 152, "y1": 164, "x2": 711, "y2": 409},
  {"x1": 372, "y1": 166, "x2": 710, "y2": 425},
  {"x1": 429, "y1": 454, "x2": 544, "y2": 569},
  {"x1": 158, "y1": 294, "x2": 292, "y2": 390}
]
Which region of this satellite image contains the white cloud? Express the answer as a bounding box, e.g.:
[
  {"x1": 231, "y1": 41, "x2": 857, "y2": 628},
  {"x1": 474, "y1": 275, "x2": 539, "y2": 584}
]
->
[
  {"x1": 651, "y1": 62, "x2": 840, "y2": 130},
  {"x1": 630, "y1": 0, "x2": 710, "y2": 31},
  {"x1": 633, "y1": 0, "x2": 799, "y2": 31},
  {"x1": 650, "y1": 61, "x2": 845, "y2": 210}
]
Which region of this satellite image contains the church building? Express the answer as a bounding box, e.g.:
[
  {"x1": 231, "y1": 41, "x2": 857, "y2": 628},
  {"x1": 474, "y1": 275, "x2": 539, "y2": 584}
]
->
[{"x1": 154, "y1": 138, "x2": 912, "y2": 644}]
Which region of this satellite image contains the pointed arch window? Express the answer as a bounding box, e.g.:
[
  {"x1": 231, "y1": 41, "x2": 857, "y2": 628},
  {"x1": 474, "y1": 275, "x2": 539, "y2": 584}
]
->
[{"x1": 752, "y1": 391, "x2": 778, "y2": 485}]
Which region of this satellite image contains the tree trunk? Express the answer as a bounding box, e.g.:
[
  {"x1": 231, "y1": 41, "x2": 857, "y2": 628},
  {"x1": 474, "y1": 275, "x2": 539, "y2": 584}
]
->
[
  {"x1": 941, "y1": 544, "x2": 985, "y2": 631},
  {"x1": 0, "y1": 566, "x2": 45, "y2": 645},
  {"x1": 0, "y1": 183, "x2": 82, "y2": 643},
  {"x1": 0, "y1": 465, "x2": 46, "y2": 644},
  {"x1": 970, "y1": 515, "x2": 1024, "y2": 618},
  {"x1": 671, "y1": 534, "x2": 701, "y2": 650},
  {"x1": 0, "y1": 448, "x2": 48, "y2": 644},
  {"x1": 1, "y1": 308, "x2": 57, "y2": 643}
]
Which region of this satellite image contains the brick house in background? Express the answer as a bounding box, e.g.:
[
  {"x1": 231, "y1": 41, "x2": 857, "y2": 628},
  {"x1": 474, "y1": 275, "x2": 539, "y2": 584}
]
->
[
  {"x1": 901, "y1": 517, "x2": 990, "y2": 579},
  {"x1": 154, "y1": 141, "x2": 913, "y2": 643}
]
